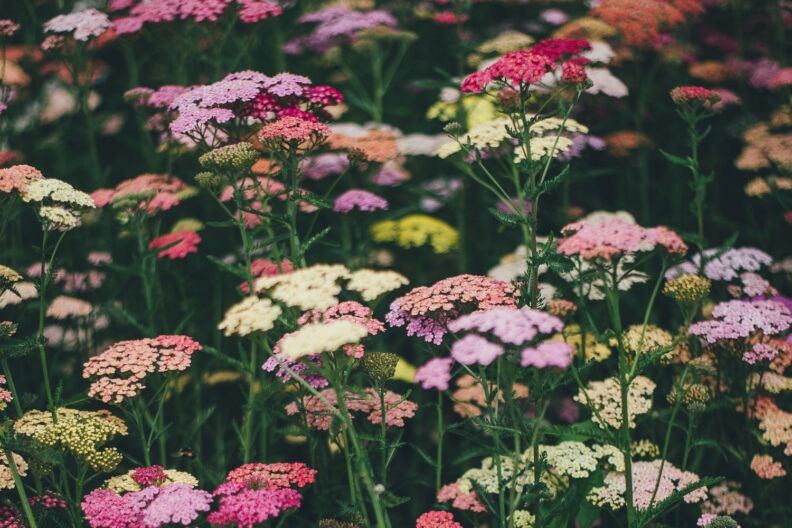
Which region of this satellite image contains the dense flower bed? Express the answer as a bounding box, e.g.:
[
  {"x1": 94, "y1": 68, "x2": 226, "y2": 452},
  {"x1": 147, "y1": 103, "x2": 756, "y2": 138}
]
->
[{"x1": 0, "y1": 1, "x2": 791, "y2": 527}]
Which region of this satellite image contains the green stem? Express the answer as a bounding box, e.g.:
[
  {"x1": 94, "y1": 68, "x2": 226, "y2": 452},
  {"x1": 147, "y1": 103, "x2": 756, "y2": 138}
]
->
[
  {"x1": 2, "y1": 440, "x2": 37, "y2": 528},
  {"x1": 1, "y1": 359, "x2": 22, "y2": 417},
  {"x1": 435, "y1": 390, "x2": 444, "y2": 494}
]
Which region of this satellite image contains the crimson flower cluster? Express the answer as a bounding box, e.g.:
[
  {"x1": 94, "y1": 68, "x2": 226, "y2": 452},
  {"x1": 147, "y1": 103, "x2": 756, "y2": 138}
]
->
[{"x1": 461, "y1": 38, "x2": 592, "y2": 93}]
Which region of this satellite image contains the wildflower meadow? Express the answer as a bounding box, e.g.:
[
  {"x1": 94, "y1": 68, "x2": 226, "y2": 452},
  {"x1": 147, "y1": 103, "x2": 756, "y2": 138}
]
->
[{"x1": 1, "y1": 1, "x2": 792, "y2": 527}]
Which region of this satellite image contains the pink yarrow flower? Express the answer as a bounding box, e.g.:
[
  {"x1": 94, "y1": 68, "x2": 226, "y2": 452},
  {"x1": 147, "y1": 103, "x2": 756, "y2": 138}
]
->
[
  {"x1": 416, "y1": 510, "x2": 463, "y2": 528},
  {"x1": 333, "y1": 189, "x2": 388, "y2": 213},
  {"x1": 558, "y1": 219, "x2": 687, "y2": 261},
  {"x1": 149, "y1": 231, "x2": 201, "y2": 259}
]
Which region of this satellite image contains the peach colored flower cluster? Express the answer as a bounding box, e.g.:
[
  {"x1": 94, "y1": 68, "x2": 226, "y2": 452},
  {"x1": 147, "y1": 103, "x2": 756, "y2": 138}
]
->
[
  {"x1": 285, "y1": 388, "x2": 417, "y2": 430},
  {"x1": 750, "y1": 454, "x2": 786, "y2": 479},
  {"x1": 82, "y1": 335, "x2": 202, "y2": 403}
]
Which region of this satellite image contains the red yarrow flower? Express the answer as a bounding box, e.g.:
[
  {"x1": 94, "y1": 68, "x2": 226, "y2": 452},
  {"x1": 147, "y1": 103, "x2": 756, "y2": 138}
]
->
[
  {"x1": 670, "y1": 86, "x2": 721, "y2": 107},
  {"x1": 460, "y1": 38, "x2": 590, "y2": 93}
]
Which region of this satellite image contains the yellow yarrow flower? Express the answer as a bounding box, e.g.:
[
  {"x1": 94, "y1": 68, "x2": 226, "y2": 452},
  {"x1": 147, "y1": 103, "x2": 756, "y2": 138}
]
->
[{"x1": 371, "y1": 214, "x2": 459, "y2": 254}]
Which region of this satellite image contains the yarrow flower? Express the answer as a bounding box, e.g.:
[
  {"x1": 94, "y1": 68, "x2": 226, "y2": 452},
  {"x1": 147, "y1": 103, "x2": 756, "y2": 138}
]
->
[
  {"x1": 333, "y1": 189, "x2": 388, "y2": 213},
  {"x1": 111, "y1": 0, "x2": 283, "y2": 35},
  {"x1": 0, "y1": 453, "x2": 27, "y2": 490},
  {"x1": 148, "y1": 231, "x2": 201, "y2": 259},
  {"x1": 575, "y1": 376, "x2": 656, "y2": 429},
  {"x1": 387, "y1": 275, "x2": 517, "y2": 344},
  {"x1": 666, "y1": 247, "x2": 773, "y2": 282},
  {"x1": 346, "y1": 269, "x2": 409, "y2": 301},
  {"x1": 218, "y1": 296, "x2": 282, "y2": 336},
  {"x1": 0, "y1": 165, "x2": 43, "y2": 195},
  {"x1": 558, "y1": 219, "x2": 687, "y2": 261},
  {"x1": 372, "y1": 214, "x2": 460, "y2": 254},
  {"x1": 82, "y1": 335, "x2": 202, "y2": 403},
  {"x1": 93, "y1": 174, "x2": 192, "y2": 218},
  {"x1": 258, "y1": 116, "x2": 331, "y2": 144},
  {"x1": 166, "y1": 71, "x2": 340, "y2": 137},
  {"x1": 285, "y1": 388, "x2": 417, "y2": 430},
  {"x1": 588, "y1": 459, "x2": 707, "y2": 510},
  {"x1": 105, "y1": 466, "x2": 199, "y2": 493},
  {"x1": 414, "y1": 357, "x2": 454, "y2": 391},
  {"x1": 46, "y1": 295, "x2": 93, "y2": 319},
  {"x1": 460, "y1": 38, "x2": 591, "y2": 93},
  {"x1": 688, "y1": 300, "x2": 792, "y2": 359},
  {"x1": 207, "y1": 462, "x2": 315, "y2": 527},
  {"x1": 82, "y1": 483, "x2": 212, "y2": 528},
  {"x1": 14, "y1": 408, "x2": 128, "y2": 472},
  {"x1": 670, "y1": 86, "x2": 721, "y2": 108},
  {"x1": 277, "y1": 320, "x2": 369, "y2": 361},
  {"x1": 750, "y1": 454, "x2": 786, "y2": 479},
  {"x1": 44, "y1": 8, "x2": 111, "y2": 41},
  {"x1": 285, "y1": 6, "x2": 398, "y2": 54},
  {"x1": 415, "y1": 510, "x2": 463, "y2": 528}
]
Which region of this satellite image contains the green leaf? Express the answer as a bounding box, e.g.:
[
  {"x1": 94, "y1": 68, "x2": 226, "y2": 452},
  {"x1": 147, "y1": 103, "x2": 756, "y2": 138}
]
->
[
  {"x1": 659, "y1": 148, "x2": 692, "y2": 168},
  {"x1": 206, "y1": 255, "x2": 248, "y2": 280},
  {"x1": 379, "y1": 490, "x2": 410, "y2": 508},
  {"x1": 576, "y1": 497, "x2": 601, "y2": 528},
  {"x1": 299, "y1": 226, "x2": 332, "y2": 259},
  {"x1": 488, "y1": 207, "x2": 526, "y2": 226}
]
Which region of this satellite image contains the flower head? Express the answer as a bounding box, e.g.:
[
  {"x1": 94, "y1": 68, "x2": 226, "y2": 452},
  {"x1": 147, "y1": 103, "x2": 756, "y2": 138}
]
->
[
  {"x1": 83, "y1": 335, "x2": 202, "y2": 403},
  {"x1": 15, "y1": 408, "x2": 127, "y2": 472},
  {"x1": 333, "y1": 189, "x2": 388, "y2": 213},
  {"x1": 149, "y1": 231, "x2": 201, "y2": 259},
  {"x1": 44, "y1": 8, "x2": 111, "y2": 41}
]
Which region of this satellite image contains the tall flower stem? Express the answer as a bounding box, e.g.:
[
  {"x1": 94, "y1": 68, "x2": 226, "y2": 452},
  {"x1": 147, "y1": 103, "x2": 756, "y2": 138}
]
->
[
  {"x1": 605, "y1": 281, "x2": 636, "y2": 527},
  {"x1": 36, "y1": 229, "x2": 66, "y2": 416},
  {"x1": 1, "y1": 437, "x2": 37, "y2": 528},
  {"x1": 435, "y1": 390, "x2": 444, "y2": 494}
]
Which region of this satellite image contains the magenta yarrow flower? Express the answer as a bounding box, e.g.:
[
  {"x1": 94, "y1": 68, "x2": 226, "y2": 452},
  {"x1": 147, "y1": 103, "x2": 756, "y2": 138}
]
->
[
  {"x1": 333, "y1": 189, "x2": 389, "y2": 213},
  {"x1": 414, "y1": 357, "x2": 453, "y2": 391},
  {"x1": 450, "y1": 334, "x2": 504, "y2": 366},
  {"x1": 285, "y1": 6, "x2": 398, "y2": 54},
  {"x1": 111, "y1": 0, "x2": 282, "y2": 34},
  {"x1": 82, "y1": 484, "x2": 212, "y2": 528}
]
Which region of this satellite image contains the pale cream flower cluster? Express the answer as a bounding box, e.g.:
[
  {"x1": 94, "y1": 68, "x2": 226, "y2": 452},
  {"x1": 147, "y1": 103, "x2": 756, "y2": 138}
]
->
[
  {"x1": 279, "y1": 320, "x2": 369, "y2": 360},
  {"x1": 436, "y1": 117, "x2": 513, "y2": 159},
  {"x1": 255, "y1": 264, "x2": 408, "y2": 310},
  {"x1": 575, "y1": 376, "x2": 656, "y2": 429},
  {"x1": 218, "y1": 296, "x2": 282, "y2": 337},
  {"x1": 256, "y1": 264, "x2": 349, "y2": 311},
  {"x1": 38, "y1": 205, "x2": 81, "y2": 230},
  {"x1": 435, "y1": 114, "x2": 587, "y2": 162},
  {"x1": 346, "y1": 269, "x2": 409, "y2": 301},
  {"x1": 21, "y1": 178, "x2": 95, "y2": 231},
  {"x1": 452, "y1": 441, "x2": 625, "y2": 501},
  {"x1": 23, "y1": 178, "x2": 95, "y2": 207},
  {"x1": 511, "y1": 510, "x2": 536, "y2": 528}
]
